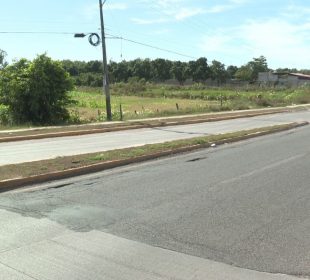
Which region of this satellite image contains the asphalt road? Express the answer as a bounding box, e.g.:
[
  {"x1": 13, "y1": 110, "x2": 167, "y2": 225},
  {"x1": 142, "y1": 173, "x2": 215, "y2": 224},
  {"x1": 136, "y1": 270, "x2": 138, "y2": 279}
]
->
[
  {"x1": 0, "y1": 125, "x2": 309, "y2": 279},
  {"x1": 0, "y1": 110, "x2": 309, "y2": 166}
]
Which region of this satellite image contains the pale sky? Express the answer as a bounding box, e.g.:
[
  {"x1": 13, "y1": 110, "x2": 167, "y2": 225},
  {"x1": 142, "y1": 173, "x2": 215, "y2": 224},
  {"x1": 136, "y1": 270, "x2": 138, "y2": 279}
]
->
[{"x1": 1, "y1": 0, "x2": 309, "y2": 69}]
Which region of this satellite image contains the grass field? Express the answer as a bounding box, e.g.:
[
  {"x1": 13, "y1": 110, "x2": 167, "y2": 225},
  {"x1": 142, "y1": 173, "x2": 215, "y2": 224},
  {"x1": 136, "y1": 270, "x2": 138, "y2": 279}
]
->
[
  {"x1": 0, "y1": 83, "x2": 309, "y2": 129},
  {"x1": 69, "y1": 91, "x2": 220, "y2": 122},
  {"x1": 69, "y1": 83, "x2": 310, "y2": 122}
]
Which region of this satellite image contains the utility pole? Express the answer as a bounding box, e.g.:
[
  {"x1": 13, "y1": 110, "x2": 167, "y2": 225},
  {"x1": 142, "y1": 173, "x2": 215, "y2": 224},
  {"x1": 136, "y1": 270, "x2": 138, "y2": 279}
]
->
[{"x1": 99, "y1": 0, "x2": 112, "y2": 121}]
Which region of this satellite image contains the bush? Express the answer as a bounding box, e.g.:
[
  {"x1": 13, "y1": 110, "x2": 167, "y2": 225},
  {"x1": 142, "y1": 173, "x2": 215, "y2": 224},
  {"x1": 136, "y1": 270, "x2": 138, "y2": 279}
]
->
[
  {"x1": 0, "y1": 104, "x2": 12, "y2": 125},
  {"x1": 112, "y1": 77, "x2": 147, "y2": 95},
  {"x1": 74, "y1": 72, "x2": 102, "y2": 87},
  {"x1": 0, "y1": 54, "x2": 74, "y2": 124}
]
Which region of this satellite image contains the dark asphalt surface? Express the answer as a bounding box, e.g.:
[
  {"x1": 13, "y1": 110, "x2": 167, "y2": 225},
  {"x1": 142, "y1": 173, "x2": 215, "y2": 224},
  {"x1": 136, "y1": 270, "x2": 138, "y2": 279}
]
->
[{"x1": 0, "y1": 126, "x2": 309, "y2": 277}]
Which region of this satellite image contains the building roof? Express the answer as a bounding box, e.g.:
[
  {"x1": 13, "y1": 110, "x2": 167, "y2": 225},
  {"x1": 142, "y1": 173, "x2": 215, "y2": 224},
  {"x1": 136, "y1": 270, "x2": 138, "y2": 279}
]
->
[
  {"x1": 289, "y1": 73, "x2": 310, "y2": 80},
  {"x1": 272, "y1": 72, "x2": 310, "y2": 80}
]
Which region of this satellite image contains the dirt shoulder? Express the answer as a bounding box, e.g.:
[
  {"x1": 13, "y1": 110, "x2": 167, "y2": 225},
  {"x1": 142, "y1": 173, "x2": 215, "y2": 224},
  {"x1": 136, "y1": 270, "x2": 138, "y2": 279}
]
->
[
  {"x1": 0, "y1": 105, "x2": 308, "y2": 143},
  {"x1": 0, "y1": 121, "x2": 307, "y2": 190}
]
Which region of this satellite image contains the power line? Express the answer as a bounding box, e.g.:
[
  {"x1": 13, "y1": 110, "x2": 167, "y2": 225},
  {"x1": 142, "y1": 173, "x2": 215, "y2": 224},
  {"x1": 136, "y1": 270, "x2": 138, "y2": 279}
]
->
[
  {"x1": 0, "y1": 31, "x2": 197, "y2": 60},
  {"x1": 105, "y1": 33, "x2": 197, "y2": 59},
  {"x1": 0, "y1": 31, "x2": 76, "y2": 35}
]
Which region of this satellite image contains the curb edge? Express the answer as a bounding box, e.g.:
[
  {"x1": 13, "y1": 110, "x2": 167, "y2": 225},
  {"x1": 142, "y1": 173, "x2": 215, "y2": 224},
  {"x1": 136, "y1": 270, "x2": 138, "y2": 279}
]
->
[{"x1": 0, "y1": 121, "x2": 308, "y2": 192}]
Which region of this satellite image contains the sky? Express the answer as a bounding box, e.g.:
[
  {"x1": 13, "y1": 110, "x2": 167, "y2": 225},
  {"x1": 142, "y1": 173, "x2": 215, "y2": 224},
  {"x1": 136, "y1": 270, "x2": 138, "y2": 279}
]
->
[{"x1": 0, "y1": 0, "x2": 309, "y2": 69}]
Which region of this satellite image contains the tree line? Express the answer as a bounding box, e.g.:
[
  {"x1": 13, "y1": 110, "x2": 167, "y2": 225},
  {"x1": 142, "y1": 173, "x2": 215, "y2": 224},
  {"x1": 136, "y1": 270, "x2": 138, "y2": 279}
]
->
[
  {"x1": 61, "y1": 56, "x2": 257, "y2": 86},
  {"x1": 61, "y1": 56, "x2": 310, "y2": 87},
  {"x1": 2, "y1": 49, "x2": 309, "y2": 87}
]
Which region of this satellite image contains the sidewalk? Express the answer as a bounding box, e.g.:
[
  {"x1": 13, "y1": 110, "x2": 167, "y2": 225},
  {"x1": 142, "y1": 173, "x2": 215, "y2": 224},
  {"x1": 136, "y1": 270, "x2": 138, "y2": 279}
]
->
[
  {"x1": 0, "y1": 209, "x2": 302, "y2": 280},
  {"x1": 1, "y1": 104, "x2": 309, "y2": 143}
]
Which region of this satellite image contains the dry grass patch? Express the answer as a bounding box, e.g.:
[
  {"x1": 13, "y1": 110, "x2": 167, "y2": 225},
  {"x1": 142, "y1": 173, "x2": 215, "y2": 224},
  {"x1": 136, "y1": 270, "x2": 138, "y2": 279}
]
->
[{"x1": 0, "y1": 123, "x2": 303, "y2": 182}]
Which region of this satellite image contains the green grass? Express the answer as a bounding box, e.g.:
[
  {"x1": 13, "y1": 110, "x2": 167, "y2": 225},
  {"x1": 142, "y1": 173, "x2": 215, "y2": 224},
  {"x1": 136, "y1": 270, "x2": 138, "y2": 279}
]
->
[
  {"x1": 68, "y1": 84, "x2": 310, "y2": 122},
  {"x1": 1, "y1": 83, "x2": 309, "y2": 128},
  {"x1": 69, "y1": 91, "x2": 221, "y2": 122}
]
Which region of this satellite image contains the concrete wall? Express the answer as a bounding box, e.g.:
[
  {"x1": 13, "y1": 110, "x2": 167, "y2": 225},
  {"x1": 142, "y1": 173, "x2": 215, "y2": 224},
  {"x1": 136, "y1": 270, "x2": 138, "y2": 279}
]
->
[
  {"x1": 258, "y1": 72, "x2": 278, "y2": 83},
  {"x1": 258, "y1": 72, "x2": 310, "y2": 87}
]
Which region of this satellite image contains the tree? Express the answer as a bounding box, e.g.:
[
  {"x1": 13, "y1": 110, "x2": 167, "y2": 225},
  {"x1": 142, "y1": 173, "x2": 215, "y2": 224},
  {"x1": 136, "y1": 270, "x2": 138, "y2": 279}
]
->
[
  {"x1": 235, "y1": 56, "x2": 269, "y2": 82},
  {"x1": 0, "y1": 54, "x2": 73, "y2": 124},
  {"x1": 109, "y1": 60, "x2": 131, "y2": 83},
  {"x1": 152, "y1": 58, "x2": 172, "y2": 82},
  {"x1": 61, "y1": 60, "x2": 89, "y2": 76},
  {"x1": 276, "y1": 68, "x2": 298, "y2": 73},
  {"x1": 226, "y1": 65, "x2": 238, "y2": 79},
  {"x1": 86, "y1": 60, "x2": 103, "y2": 73},
  {"x1": 0, "y1": 49, "x2": 8, "y2": 69},
  {"x1": 188, "y1": 57, "x2": 210, "y2": 82},
  {"x1": 235, "y1": 65, "x2": 253, "y2": 81},
  {"x1": 170, "y1": 61, "x2": 188, "y2": 85},
  {"x1": 130, "y1": 58, "x2": 152, "y2": 81},
  {"x1": 210, "y1": 60, "x2": 227, "y2": 86},
  {"x1": 248, "y1": 56, "x2": 269, "y2": 80}
]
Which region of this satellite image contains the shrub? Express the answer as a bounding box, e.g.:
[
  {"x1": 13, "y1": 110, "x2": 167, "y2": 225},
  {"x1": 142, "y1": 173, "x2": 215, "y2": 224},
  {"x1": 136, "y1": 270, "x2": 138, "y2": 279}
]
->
[
  {"x1": 0, "y1": 104, "x2": 12, "y2": 125},
  {"x1": 0, "y1": 54, "x2": 74, "y2": 124}
]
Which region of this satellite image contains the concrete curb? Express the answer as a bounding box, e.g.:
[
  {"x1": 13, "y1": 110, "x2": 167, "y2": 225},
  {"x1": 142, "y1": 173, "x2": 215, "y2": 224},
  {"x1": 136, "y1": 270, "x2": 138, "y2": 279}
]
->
[
  {"x1": 0, "y1": 108, "x2": 298, "y2": 143},
  {"x1": 0, "y1": 121, "x2": 308, "y2": 192}
]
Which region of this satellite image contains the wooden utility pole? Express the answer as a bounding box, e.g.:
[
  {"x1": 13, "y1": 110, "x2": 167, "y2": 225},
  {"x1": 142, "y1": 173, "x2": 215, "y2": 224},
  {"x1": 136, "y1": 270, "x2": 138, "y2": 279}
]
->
[{"x1": 99, "y1": 0, "x2": 112, "y2": 121}]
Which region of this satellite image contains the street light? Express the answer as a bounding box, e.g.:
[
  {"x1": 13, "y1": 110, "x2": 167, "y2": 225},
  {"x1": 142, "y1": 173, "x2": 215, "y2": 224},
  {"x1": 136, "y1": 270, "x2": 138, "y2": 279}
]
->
[
  {"x1": 74, "y1": 0, "x2": 112, "y2": 121},
  {"x1": 74, "y1": 33, "x2": 101, "y2": 46},
  {"x1": 74, "y1": 33, "x2": 86, "y2": 38}
]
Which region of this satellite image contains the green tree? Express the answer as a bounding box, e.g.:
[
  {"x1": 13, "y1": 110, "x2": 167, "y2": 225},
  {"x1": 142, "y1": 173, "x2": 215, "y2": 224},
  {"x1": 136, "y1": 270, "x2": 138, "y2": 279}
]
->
[
  {"x1": 86, "y1": 60, "x2": 103, "y2": 73},
  {"x1": 0, "y1": 54, "x2": 73, "y2": 124},
  {"x1": 170, "y1": 61, "x2": 188, "y2": 85},
  {"x1": 0, "y1": 49, "x2": 8, "y2": 69},
  {"x1": 109, "y1": 60, "x2": 131, "y2": 83},
  {"x1": 210, "y1": 60, "x2": 227, "y2": 86},
  {"x1": 276, "y1": 68, "x2": 298, "y2": 73},
  {"x1": 152, "y1": 58, "x2": 172, "y2": 82},
  {"x1": 235, "y1": 65, "x2": 253, "y2": 81},
  {"x1": 130, "y1": 58, "x2": 152, "y2": 81},
  {"x1": 236, "y1": 56, "x2": 269, "y2": 81},
  {"x1": 248, "y1": 56, "x2": 269, "y2": 80},
  {"x1": 188, "y1": 57, "x2": 210, "y2": 82},
  {"x1": 61, "y1": 59, "x2": 80, "y2": 76},
  {"x1": 226, "y1": 65, "x2": 238, "y2": 79}
]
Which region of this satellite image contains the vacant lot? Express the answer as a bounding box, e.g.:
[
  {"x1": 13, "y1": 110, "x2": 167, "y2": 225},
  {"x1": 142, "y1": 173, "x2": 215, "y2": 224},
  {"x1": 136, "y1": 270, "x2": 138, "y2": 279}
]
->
[
  {"x1": 69, "y1": 84, "x2": 310, "y2": 122},
  {"x1": 69, "y1": 91, "x2": 219, "y2": 122},
  {"x1": 1, "y1": 84, "x2": 309, "y2": 129}
]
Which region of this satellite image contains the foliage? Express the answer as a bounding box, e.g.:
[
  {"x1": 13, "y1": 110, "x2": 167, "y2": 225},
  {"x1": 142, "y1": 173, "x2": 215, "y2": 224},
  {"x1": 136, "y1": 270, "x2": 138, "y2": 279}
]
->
[
  {"x1": 130, "y1": 58, "x2": 153, "y2": 81},
  {"x1": 74, "y1": 72, "x2": 102, "y2": 87},
  {"x1": 170, "y1": 61, "x2": 188, "y2": 85},
  {"x1": 152, "y1": 58, "x2": 172, "y2": 82},
  {"x1": 0, "y1": 104, "x2": 12, "y2": 125},
  {"x1": 226, "y1": 65, "x2": 238, "y2": 79},
  {"x1": 235, "y1": 56, "x2": 269, "y2": 81},
  {"x1": 210, "y1": 60, "x2": 228, "y2": 85},
  {"x1": 59, "y1": 56, "x2": 309, "y2": 88},
  {"x1": 188, "y1": 57, "x2": 210, "y2": 82},
  {"x1": 248, "y1": 56, "x2": 269, "y2": 80},
  {"x1": 109, "y1": 60, "x2": 132, "y2": 83},
  {"x1": 235, "y1": 64, "x2": 253, "y2": 81},
  {"x1": 62, "y1": 57, "x2": 232, "y2": 86},
  {"x1": 0, "y1": 54, "x2": 73, "y2": 124},
  {"x1": 0, "y1": 49, "x2": 8, "y2": 70}
]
